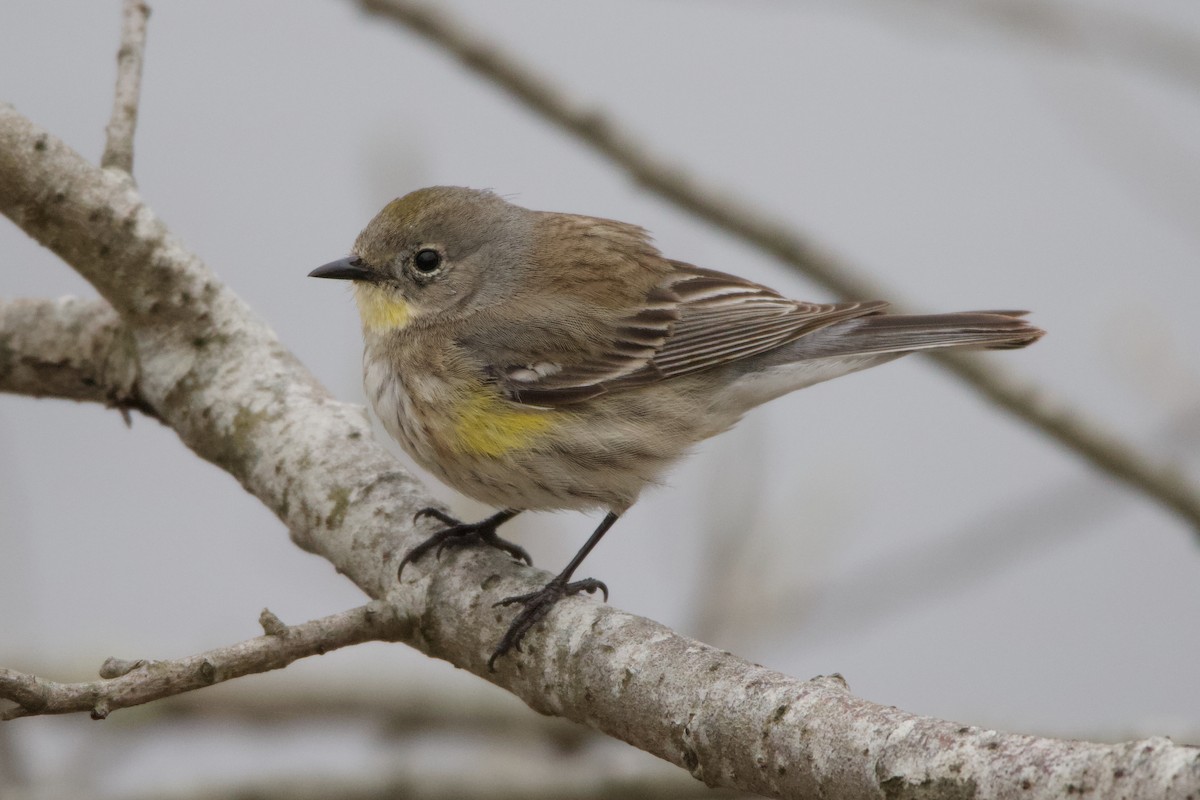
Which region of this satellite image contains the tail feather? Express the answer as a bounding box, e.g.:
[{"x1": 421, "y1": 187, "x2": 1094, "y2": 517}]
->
[
  {"x1": 816, "y1": 310, "x2": 1044, "y2": 356},
  {"x1": 714, "y1": 309, "x2": 1042, "y2": 414}
]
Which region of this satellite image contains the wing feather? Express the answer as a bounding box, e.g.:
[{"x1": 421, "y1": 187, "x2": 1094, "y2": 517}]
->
[{"x1": 497, "y1": 262, "x2": 885, "y2": 405}]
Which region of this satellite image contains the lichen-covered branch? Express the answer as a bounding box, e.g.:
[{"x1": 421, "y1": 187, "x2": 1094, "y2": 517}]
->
[
  {"x1": 0, "y1": 604, "x2": 407, "y2": 721},
  {"x1": 0, "y1": 101, "x2": 431, "y2": 589},
  {"x1": 0, "y1": 295, "x2": 151, "y2": 416},
  {"x1": 2, "y1": 105, "x2": 1198, "y2": 797},
  {"x1": 358, "y1": 0, "x2": 1200, "y2": 535},
  {"x1": 101, "y1": 0, "x2": 150, "y2": 176}
]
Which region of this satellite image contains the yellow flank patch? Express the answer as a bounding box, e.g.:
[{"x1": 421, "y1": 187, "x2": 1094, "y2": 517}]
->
[
  {"x1": 354, "y1": 283, "x2": 411, "y2": 332},
  {"x1": 452, "y1": 390, "x2": 556, "y2": 457}
]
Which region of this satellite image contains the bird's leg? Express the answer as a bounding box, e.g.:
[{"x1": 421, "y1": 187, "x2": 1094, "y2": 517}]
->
[
  {"x1": 488, "y1": 511, "x2": 620, "y2": 671},
  {"x1": 398, "y1": 508, "x2": 529, "y2": 579}
]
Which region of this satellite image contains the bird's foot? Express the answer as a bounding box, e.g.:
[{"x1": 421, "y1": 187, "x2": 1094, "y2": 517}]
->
[
  {"x1": 397, "y1": 508, "x2": 530, "y2": 579},
  {"x1": 488, "y1": 575, "x2": 608, "y2": 671}
]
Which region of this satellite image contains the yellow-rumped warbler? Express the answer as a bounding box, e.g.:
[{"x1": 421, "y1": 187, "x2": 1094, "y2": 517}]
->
[{"x1": 310, "y1": 186, "x2": 1043, "y2": 668}]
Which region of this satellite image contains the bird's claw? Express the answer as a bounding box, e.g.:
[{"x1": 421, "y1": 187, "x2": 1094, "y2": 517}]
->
[
  {"x1": 397, "y1": 508, "x2": 531, "y2": 579},
  {"x1": 487, "y1": 576, "x2": 608, "y2": 671}
]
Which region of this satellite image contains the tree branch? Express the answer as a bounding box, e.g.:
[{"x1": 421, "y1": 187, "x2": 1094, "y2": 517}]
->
[
  {"x1": 112, "y1": 766, "x2": 743, "y2": 800},
  {"x1": 0, "y1": 98, "x2": 425, "y2": 590},
  {"x1": 0, "y1": 295, "x2": 152, "y2": 417},
  {"x1": 0, "y1": 603, "x2": 406, "y2": 721},
  {"x1": 2, "y1": 105, "x2": 1198, "y2": 797},
  {"x1": 357, "y1": 0, "x2": 1200, "y2": 536},
  {"x1": 144, "y1": 675, "x2": 1200, "y2": 749},
  {"x1": 101, "y1": 0, "x2": 150, "y2": 176},
  {"x1": 898, "y1": 0, "x2": 1200, "y2": 98},
  {"x1": 156, "y1": 673, "x2": 591, "y2": 744}
]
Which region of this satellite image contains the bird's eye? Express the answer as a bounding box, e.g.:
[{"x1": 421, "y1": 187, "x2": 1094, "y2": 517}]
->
[{"x1": 412, "y1": 248, "x2": 442, "y2": 274}]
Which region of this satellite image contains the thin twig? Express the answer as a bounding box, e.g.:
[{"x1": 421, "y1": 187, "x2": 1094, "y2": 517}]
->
[
  {"x1": 358, "y1": 0, "x2": 1200, "y2": 535},
  {"x1": 101, "y1": 0, "x2": 150, "y2": 176},
  {"x1": 938, "y1": 354, "x2": 1200, "y2": 527},
  {"x1": 0, "y1": 603, "x2": 407, "y2": 720}
]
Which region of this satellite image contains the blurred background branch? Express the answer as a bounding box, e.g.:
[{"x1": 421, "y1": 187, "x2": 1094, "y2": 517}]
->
[
  {"x1": 867, "y1": 0, "x2": 1200, "y2": 96},
  {"x1": 105, "y1": 765, "x2": 745, "y2": 800}
]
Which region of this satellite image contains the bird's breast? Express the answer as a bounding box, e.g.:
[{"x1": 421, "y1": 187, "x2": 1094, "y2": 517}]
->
[{"x1": 363, "y1": 340, "x2": 555, "y2": 465}]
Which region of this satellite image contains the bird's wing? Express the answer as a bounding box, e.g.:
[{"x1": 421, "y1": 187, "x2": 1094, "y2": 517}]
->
[{"x1": 493, "y1": 262, "x2": 887, "y2": 405}]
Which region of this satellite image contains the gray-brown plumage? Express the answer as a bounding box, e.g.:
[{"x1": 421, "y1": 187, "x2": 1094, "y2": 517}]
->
[{"x1": 311, "y1": 186, "x2": 1044, "y2": 667}]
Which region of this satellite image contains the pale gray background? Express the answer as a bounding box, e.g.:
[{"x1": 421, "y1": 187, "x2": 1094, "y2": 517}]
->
[{"x1": 2, "y1": 0, "x2": 1199, "y2": 795}]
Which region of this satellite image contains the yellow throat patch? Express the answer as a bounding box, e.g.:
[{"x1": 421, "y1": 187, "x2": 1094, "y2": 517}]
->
[
  {"x1": 354, "y1": 283, "x2": 411, "y2": 332},
  {"x1": 452, "y1": 390, "x2": 556, "y2": 457}
]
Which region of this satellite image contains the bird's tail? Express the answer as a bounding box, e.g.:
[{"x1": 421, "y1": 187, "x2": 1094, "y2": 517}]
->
[
  {"x1": 832, "y1": 309, "x2": 1045, "y2": 354},
  {"x1": 711, "y1": 309, "x2": 1043, "y2": 415}
]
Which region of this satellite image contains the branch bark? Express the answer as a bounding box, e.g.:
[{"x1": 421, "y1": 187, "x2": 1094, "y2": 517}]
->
[
  {"x1": 1, "y1": 106, "x2": 1198, "y2": 797},
  {"x1": 101, "y1": 0, "x2": 150, "y2": 176},
  {"x1": 0, "y1": 296, "x2": 150, "y2": 416},
  {"x1": 0, "y1": 603, "x2": 406, "y2": 721},
  {"x1": 358, "y1": 0, "x2": 1200, "y2": 536}
]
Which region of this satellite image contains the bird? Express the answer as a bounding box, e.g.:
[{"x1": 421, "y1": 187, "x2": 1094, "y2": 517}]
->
[{"x1": 309, "y1": 186, "x2": 1043, "y2": 669}]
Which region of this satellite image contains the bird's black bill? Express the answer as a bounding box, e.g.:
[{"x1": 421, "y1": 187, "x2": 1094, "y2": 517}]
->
[{"x1": 308, "y1": 256, "x2": 374, "y2": 281}]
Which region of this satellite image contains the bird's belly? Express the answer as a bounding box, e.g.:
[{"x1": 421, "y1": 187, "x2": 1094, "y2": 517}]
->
[{"x1": 363, "y1": 356, "x2": 688, "y2": 513}]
